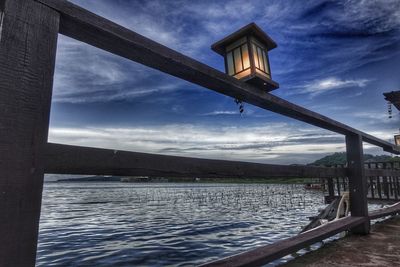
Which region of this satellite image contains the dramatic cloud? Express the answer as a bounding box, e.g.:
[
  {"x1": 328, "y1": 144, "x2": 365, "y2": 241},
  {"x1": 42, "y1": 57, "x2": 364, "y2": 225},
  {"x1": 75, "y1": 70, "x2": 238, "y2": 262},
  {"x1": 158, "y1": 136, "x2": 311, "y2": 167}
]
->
[
  {"x1": 48, "y1": 124, "x2": 345, "y2": 164},
  {"x1": 49, "y1": 0, "x2": 400, "y2": 164}
]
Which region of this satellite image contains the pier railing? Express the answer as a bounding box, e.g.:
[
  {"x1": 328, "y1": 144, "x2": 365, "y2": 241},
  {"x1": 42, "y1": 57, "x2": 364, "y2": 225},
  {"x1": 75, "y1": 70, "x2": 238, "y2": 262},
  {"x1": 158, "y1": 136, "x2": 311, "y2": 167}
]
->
[
  {"x1": 324, "y1": 162, "x2": 400, "y2": 203},
  {"x1": 1, "y1": 0, "x2": 400, "y2": 266}
]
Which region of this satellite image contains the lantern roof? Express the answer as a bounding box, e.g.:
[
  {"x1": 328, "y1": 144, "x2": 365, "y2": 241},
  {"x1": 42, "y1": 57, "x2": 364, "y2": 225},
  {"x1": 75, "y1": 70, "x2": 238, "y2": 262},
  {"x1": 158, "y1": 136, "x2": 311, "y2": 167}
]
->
[
  {"x1": 211, "y1": 22, "x2": 277, "y2": 56},
  {"x1": 384, "y1": 90, "x2": 400, "y2": 111}
]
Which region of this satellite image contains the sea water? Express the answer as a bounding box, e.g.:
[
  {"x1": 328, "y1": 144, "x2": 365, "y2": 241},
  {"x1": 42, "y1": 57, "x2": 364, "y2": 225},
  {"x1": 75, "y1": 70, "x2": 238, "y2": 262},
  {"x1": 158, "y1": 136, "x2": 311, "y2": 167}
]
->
[{"x1": 37, "y1": 180, "x2": 326, "y2": 266}]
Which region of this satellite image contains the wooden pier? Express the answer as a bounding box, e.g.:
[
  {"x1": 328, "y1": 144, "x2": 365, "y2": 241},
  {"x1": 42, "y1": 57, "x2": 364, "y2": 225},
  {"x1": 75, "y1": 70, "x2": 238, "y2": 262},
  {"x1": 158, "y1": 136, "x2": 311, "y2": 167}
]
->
[
  {"x1": 283, "y1": 215, "x2": 400, "y2": 267},
  {"x1": 1, "y1": 0, "x2": 400, "y2": 266}
]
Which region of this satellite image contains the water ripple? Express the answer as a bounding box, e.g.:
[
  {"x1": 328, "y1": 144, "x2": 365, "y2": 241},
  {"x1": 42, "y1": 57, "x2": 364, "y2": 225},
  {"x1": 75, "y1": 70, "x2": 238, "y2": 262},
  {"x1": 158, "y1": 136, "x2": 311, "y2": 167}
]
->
[{"x1": 37, "y1": 181, "x2": 325, "y2": 266}]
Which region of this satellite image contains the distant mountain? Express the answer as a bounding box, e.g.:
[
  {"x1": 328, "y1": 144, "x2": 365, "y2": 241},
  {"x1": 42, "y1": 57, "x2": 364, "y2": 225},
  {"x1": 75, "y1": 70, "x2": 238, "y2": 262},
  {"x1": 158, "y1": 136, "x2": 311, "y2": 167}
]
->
[
  {"x1": 309, "y1": 152, "x2": 400, "y2": 166},
  {"x1": 57, "y1": 175, "x2": 121, "y2": 182}
]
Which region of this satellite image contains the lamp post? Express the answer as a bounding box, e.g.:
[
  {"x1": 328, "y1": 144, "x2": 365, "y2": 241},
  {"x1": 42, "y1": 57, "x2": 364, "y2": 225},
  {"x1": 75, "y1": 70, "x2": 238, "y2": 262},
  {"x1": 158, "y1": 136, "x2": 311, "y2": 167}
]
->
[{"x1": 211, "y1": 22, "x2": 279, "y2": 91}]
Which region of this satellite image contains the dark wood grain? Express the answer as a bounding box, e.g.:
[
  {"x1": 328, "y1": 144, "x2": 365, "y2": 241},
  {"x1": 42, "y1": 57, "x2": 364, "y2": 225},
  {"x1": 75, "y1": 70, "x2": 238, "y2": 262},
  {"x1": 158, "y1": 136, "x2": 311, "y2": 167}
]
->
[
  {"x1": 200, "y1": 216, "x2": 366, "y2": 267},
  {"x1": 346, "y1": 134, "x2": 370, "y2": 234},
  {"x1": 44, "y1": 143, "x2": 346, "y2": 179},
  {"x1": 369, "y1": 202, "x2": 400, "y2": 220},
  {"x1": 0, "y1": 0, "x2": 59, "y2": 266},
  {"x1": 43, "y1": 142, "x2": 400, "y2": 179},
  {"x1": 34, "y1": 0, "x2": 399, "y2": 154}
]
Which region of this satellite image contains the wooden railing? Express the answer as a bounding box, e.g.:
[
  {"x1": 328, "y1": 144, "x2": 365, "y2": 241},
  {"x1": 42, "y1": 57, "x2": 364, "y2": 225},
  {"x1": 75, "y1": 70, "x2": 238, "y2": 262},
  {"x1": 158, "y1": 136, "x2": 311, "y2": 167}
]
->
[
  {"x1": 1, "y1": 0, "x2": 400, "y2": 266},
  {"x1": 325, "y1": 162, "x2": 400, "y2": 203},
  {"x1": 44, "y1": 143, "x2": 347, "y2": 179}
]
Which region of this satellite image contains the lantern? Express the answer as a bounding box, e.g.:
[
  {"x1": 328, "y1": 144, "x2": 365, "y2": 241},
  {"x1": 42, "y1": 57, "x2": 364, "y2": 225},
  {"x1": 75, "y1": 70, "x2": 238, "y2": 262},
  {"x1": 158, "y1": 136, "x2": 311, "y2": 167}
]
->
[
  {"x1": 211, "y1": 23, "x2": 279, "y2": 91},
  {"x1": 395, "y1": 134, "x2": 400, "y2": 146}
]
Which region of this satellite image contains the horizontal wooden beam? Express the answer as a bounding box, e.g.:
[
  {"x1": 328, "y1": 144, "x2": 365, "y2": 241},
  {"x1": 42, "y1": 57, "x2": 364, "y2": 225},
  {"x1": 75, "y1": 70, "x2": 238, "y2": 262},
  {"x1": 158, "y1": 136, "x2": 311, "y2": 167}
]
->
[
  {"x1": 44, "y1": 143, "x2": 346, "y2": 179},
  {"x1": 35, "y1": 0, "x2": 399, "y2": 154},
  {"x1": 364, "y1": 168, "x2": 400, "y2": 177},
  {"x1": 44, "y1": 143, "x2": 400, "y2": 178},
  {"x1": 200, "y1": 216, "x2": 366, "y2": 267},
  {"x1": 369, "y1": 202, "x2": 400, "y2": 220}
]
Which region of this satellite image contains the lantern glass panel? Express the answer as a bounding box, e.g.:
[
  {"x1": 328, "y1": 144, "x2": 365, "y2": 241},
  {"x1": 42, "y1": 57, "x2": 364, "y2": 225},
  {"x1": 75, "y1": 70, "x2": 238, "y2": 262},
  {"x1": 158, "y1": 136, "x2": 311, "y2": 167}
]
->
[
  {"x1": 252, "y1": 43, "x2": 259, "y2": 69},
  {"x1": 225, "y1": 40, "x2": 251, "y2": 79},
  {"x1": 262, "y1": 50, "x2": 270, "y2": 74},
  {"x1": 242, "y1": 44, "x2": 250, "y2": 69},
  {"x1": 226, "y1": 51, "x2": 234, "y2": 75},
  {"x1": 257, "y1": 47, "x2": 265, "y2": 71},
  {"x1": 234, "y1": 48, "x2": 243, "y2": 72},
  {"x1": 251, "y1": 38, "x2": 271, "y2": 79}
]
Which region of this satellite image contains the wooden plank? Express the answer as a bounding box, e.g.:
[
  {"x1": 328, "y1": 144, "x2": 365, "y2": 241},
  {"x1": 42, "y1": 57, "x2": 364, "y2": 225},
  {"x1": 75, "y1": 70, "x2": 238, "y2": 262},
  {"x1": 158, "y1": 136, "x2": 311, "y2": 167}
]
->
[
  {"x1": 42, "y1": 142, "x2": 399, "y2": 179},
  {"x1": 364, "y1": 168, "x2": 400, "y2": 177},
  {"x1": 396, "y1": 177, "x2": 400, "y2": 199},
  {"x1": 369, "y1": 177, "x2": 375, "y2": 199},
  {"x1": 342, "y1": 177, "x2": 347, "y2": 191},
  {"x1": 345, "y1": 134, "x2": 370, "y2": 234},
  {"x1": 200, "y1": 216, "x2": 366, "y2": 267},
  {"x1": 0, "y1": 0, "x2": 59, "y2": 266},
  {"x1": 369, "y1": 202, "x2": 400, "y2": 220},
  {"x1": 389, "y1": 163, "x2": 398, "y2": 200},
  {"x1": 375, "y1": 163, "x2": 382, "y2": 199},
  {"x1": 383, "y1": 177, "x2": 389, "y2": 199},
  {"x1": 327, "y1": 178, "x2": 335, "y2": 198},
  {"x1": 44, "y1": 143, "x2": 346, "y2": 179},
  {"x1": 336, "y1": 177, "x2": 341, "y2": 196},
  {"x1": 389, "y1": 177, "x2": 394, "y2": 198},
  {"x1": 383, "y1": 163, "x2": 389, "y2": 199},
  {"x1": 377, "y1": 176, "x2": 383, "y2": 199},
  {"x1": 34, "y1": 0, "x2": 399, "y2": 154},
  {"x1": 367, "y1": 163, "x2": 374, "y2": 199}
]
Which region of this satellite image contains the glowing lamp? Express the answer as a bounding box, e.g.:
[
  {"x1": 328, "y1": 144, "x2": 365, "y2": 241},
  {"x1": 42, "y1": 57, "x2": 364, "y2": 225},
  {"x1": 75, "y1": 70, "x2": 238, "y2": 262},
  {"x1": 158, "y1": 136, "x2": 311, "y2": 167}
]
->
[{"x1": 211, "y1": 23, "x2": 279, "y2": 91}]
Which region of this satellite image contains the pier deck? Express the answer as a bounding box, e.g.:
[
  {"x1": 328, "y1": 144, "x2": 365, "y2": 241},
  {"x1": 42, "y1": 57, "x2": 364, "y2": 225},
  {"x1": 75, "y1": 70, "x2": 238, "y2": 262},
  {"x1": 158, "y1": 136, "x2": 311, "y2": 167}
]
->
[{"x1": 283, "y1": 216, "x2": 400, "y2": 267}]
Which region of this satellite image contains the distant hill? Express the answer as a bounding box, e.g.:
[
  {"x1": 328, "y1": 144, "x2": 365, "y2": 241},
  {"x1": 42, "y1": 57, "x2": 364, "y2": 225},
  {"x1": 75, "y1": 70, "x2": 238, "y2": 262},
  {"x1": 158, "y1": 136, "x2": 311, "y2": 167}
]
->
[
  {"x1": 57, "y1": 176, "x2": 121, "y2": 182},
  {"x1": 310, "y1": 152, "x2": 400, "y2": 166}
]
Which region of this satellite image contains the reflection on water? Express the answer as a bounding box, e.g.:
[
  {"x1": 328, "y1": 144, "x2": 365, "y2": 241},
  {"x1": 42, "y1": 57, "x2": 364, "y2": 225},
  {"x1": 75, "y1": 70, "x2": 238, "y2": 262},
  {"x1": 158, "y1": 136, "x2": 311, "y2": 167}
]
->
[{"x1": 37, "y1": 181, "x2": 325, "y2": 266}]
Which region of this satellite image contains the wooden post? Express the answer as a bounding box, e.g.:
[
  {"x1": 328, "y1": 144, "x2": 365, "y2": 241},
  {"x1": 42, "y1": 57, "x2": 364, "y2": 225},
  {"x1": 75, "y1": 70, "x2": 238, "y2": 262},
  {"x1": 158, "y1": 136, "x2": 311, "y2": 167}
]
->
[
  {"x1": 369, "y1": 177, "x2": 374, "y2": 199},
  {"x1": 383, "y1": 163, "x2": 389, "y2": 199},
  {"x1": 346, "y1": 134, "x2": 370, "y2": 234},
  {"x1": 336, "y1": 177, "x2": 341, "y2": 196},
  {"x1": 327, "y1": 178, "x2": 335, "y2": 198},
  {"x1": 342, "y1": 177, "x2": 347, "y2": 191},
  {"x1": 396, "y1": 167, "x2": 400, "y2": 198},
  {"x1": 367, "y1": 163, "x2": 374, "y2": 199},
  {"x1": 389, "y1": 162, "x2": 397, "y2": 200},
  {"x1": 0, "y1": 0, "x2": 59, "y2": 266}
]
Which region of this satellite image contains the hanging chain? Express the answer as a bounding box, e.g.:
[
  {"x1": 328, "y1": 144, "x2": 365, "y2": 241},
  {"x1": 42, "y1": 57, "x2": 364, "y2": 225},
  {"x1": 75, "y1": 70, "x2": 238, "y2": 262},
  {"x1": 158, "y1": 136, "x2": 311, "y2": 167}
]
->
[
  {"x1": 234, "y1": 99, "x2": 244, "y2": 114},
  {"x1": 388, "y1": 101, "x2": 392, "y2": 119}
]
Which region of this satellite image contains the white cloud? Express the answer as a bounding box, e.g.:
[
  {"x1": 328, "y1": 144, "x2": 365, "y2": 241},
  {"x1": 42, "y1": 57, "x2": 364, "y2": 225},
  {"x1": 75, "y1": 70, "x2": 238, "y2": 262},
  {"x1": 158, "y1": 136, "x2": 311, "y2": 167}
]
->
[
  {"x1": 69, "y1": 0, "x2": 211, "y2": 58},
  {"x1": 48, "y1": 123, "x2": 345, "y2": 164},
  {"x1": 298, "y1": 77, "x2": 371, "y2": 97},
  {"x1": 52, "y1": 34, "x2": 188, "y2": 103},
  {"x1": 201, "y1": 110, "x2": 239, "y2": 116},
  {"x1": 340, "y1": 0, "x2": 400, "y2": 34},
  {"x1": 353, "y1": 112, "x2": 389, "y2": 120}
]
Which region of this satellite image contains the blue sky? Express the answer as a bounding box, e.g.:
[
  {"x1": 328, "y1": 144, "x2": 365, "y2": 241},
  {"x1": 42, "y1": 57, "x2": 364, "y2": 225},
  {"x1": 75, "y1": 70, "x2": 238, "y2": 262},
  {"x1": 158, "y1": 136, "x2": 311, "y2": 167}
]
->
[{"x1": 48, "y1": 0, "x2": 400, "y2": 164}]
